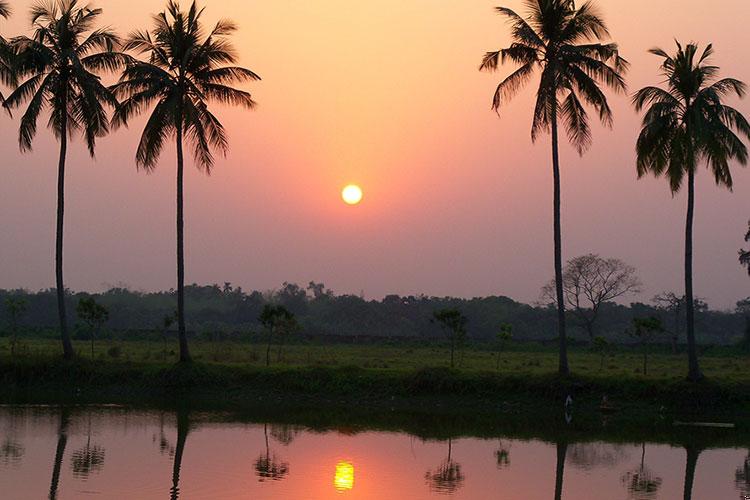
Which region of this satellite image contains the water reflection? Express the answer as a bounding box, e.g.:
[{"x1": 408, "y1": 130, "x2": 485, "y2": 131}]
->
[
  {"x1": 70, "y1": 412, "x2": 105, "y2": 480},
  {"x1": 425, "y1": 438, "x2": 465, "y2": 494},
  {"x1": 736, "y1": 451, "x2": 750, "y2": 498},
  {"x1": 621, "y1": 443, "x2": 662, "y2": 499},
  {"x1": 0, "y1": 407, "x2": 746, "y2": 499},
  {"x1": 254, "y1": 423, "x2": 290, "y2": 482},
  {"x1": 49, "y1": 408, "x2": 70, "y2": 500},
  {"x1": 170, "y1": 410, "x2": 190, "y2": 500},
  {"x1": 334, "y1": 461, "x2": 354, "y2": 491}
]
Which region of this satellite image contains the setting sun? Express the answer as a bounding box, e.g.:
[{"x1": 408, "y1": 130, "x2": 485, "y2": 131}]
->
[
  {"x1": 341, "y1": 185, "x2": 363, "y2": 205},
  {"x1": 334, "y1": 461, "x2": 355, "y2": 491}
]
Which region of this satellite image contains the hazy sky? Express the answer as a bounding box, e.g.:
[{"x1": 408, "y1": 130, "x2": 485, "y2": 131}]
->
[{"x1": 1, "y1": 0, "x2": 749, "y2": 308}]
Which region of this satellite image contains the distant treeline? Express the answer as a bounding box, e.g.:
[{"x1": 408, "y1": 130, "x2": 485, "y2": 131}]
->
[{"x1": 2, "y1": 283, "x2": 748, "y2": 346}]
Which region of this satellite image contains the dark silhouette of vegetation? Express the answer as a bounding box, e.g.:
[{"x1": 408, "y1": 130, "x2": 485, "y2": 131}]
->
[
  {"x1": 70, "y1": 412, "x2": 105, "y2": 480},
  {"x1": 634, "y1": 42, "x2": 750, "y2": 381},
  {"x1": 112, "y1": 0, "x2": 260, "y2": 364},
  {"x1": 433, "y1": 309, "x2": 467, "y2": 368},
  {"x1": 495, "y1": 323, "x2": 512, "y2": 369},
  {"x1": 4, "y1": 296, "x2": 26, "y2": 357},
  {"x1": 736, "y1": 452, "x2": 750, "y2": 499},
  {"x1": 554, "y1": 440, "x2": 567, "y2": 500},
  {"x1": 652, "y1": 292, "x2": 709, "y2": 354},
  {"x1": 740, "y1": 221, "x2": 750, "y2": 276},
  {"x1": 593, "y1": 335, "x2": 609, "y2": 370},
  {"x1": 254, "y1": 423, "x2": 289, "y2": 482},
  {"x1": 5, "y1": 0, "x2": 128, "y2": 360},
  {"x1": 628, "y1": 317, "x2": 664, "y2": 375},
  {"x1": 76, "y1": 297, "x2": 108, "y2": 358},
  {"x1": 259, "y1": 305, "x2": 297, "y2": 366},
  {"x1": 682, "y1": 445, "x2": 702, "y2": 500},
  {"x1": 542, "y1": 254, "x2": 641, "y2": 342},
  {"x1": 480, "y1": 0, "x2": 628, "y2": 375},
  {"x1": 425, "y1": 438, "x2": 464, "y2": 494},
  {"x1": 0, "y1": 0, "x2": 15, "y2": 106}
]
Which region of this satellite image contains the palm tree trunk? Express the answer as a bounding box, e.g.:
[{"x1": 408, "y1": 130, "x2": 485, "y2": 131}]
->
[
  {"x1": 56, "y1": 103, "x2": 74, "y2": 360},
  {"x1": 551, "y1": 104, "x2": 569, "y2": 376},
  {"x1": 176, "y1": 121, "x2": 191, "y2": 363},
  {"x1": 171, "y1": 410, "x2": 189, "y2": 500},
  {"x1": 685, "y1": 169, "x2": 702, "y2": 381}
]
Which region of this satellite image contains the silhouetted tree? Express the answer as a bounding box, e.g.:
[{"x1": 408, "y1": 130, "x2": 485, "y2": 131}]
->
[
  {"x1": 254, "y1": 423, "x2": 289, "y2": 482},
  {"x1": 433, "y1": 309, "x2": 467, "y2": 368},
  {"x1": 554, "y1": 441, "x2": 568, "y2": 500},
  {"x1": 634, "y1": 42, "x2": 750, "y2": 381},
  {"x1": 628, "y1": 317, "x2": 664, "y2": 375},
  {"x1": 4, "y1": 296, "x2": 27, "y2": 357},
  {"x1": 259, "y1": 305, "x2": 297, "y2": 366},
  {"x1": 425, "y1": 438, "x2": 464, "y2": 494},
  {"x1": 480, "y1": 0, "x2": 628, "y2": 375},
  {"x1": 76, "y1": 297, "x2": 108, "y2": 358},
  {"x1": 593, "y1": 336, "x2": 609, "y2": 370},
  {"x1": 5, "y1": 0, "x2": 128, "y2": 359},
  {"x1": 542, "y1": 254, "x2": 641, "y2": 342},
  {"x1": 112, "y1": 0, "x2": 260, "y2": 363},
  {"x1": 682, "y1": 445, "x2": 702, "y2": 500},
  {"x1": 735, "y1": 451, "x2": 750, "y2": 499},
  {"x1": 496, "y1": 323, "x2": 513, "y2": 369},
  {"x1": 0, "y1": 1, "x2": 15, "y2": 106},
  {"x1": 740, "y1": 221, "x2": 750, "y2": 276}
]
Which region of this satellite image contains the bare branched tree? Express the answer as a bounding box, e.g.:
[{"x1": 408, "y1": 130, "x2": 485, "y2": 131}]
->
[{"x1": 542, "y1": 254, "x2": 642, "y2": 342}]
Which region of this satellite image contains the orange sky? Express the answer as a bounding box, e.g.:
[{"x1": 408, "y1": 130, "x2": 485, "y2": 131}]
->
[{"x1": 0, "y1": 0, "x2": 749, "y2": 307}]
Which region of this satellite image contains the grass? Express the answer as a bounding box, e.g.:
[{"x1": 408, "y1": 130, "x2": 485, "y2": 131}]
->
[
  {"x1": 1, "y1": 338, "x2": 749, "y2": 425},
  {"x1": 2, "y1": 337, "x2": 749, "y2": 382}
]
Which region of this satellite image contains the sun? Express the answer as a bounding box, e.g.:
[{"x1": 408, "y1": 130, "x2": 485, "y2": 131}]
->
[{"x1": 341, "y1": 184, "x2": 363, "y2": 205}]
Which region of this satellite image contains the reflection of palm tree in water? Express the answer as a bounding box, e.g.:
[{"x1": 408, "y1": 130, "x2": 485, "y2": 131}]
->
[
  {"x1": 254, "y1": 423, "x2": 290, "y2": 481},
  {"x1": 736, "y1": 451, "x2": 750, "y2": 498},
  {"x1": 49, "y1": 408, "x2": 70, "y2": 500},
  {"x1": 425, "y1": 438, "x2": 465, "y2": 494},
  {"x1": 683, "y1": 445, "x2": 703, "y2": 500},
  {"x1": 554, "y1": 441, "x2": 567, "y2": 500},
  {"x1": 621, "y1": 443, "x2": 662, "y2": 499},
  {"x1": 70, "y1": 411, "x2": 105, "y2": 480},
  {"x1": 170, "y1": 410, "x2": 190, "y2": 500}
]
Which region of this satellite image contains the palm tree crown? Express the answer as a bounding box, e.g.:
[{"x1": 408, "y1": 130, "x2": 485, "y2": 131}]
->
[
  {"x1": 634, "y1": 42, "x2": 750, "y2": 191},
  {"x1": 0, "y1": 0, "x2": 15, "y2": 105},
  {"x1": 480, "y1": 0, "x2": 628, "y2": 153},
  {"x1": 4, "y1": 0, "x2": 126, "y2": 154},
  {"x1": 111, "y1": 0, "x2": 260, "y2": 170}
]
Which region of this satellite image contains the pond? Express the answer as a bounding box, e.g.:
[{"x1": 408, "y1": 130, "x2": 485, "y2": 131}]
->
[{"x1": 0, "y1": 406, "x2": 748, "y2": 499}]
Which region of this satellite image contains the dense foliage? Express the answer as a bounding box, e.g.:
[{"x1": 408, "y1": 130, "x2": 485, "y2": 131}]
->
[{"x1": 1, "y1": 283, "x2": 746, "y2": 346}]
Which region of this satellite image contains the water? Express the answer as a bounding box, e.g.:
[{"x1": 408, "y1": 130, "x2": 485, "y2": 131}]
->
[{"x1": 0, "y1": 406, "x2": 748, "y2": 499}]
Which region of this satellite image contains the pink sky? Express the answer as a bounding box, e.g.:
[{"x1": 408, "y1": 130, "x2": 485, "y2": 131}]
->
[{"x1": 0, "y1": 0, "x2": 749, "y2": 308}]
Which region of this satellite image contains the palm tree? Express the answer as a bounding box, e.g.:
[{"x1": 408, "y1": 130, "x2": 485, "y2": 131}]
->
[
  {"x1": 633, "y1": 42, "x2": 750, "y2": 381},
  {"x1": 4, "y1": 0, "x2": 128, "y2": 359},
  {"x1": 480, "y1": 0, "x2": 627, "y2": 375},
  {"x1": 0, "y1": 1, "x2": 15, "y2": 106},
  {"x1": 112, "y1": 0, "x2": 260, "y2": 363}
]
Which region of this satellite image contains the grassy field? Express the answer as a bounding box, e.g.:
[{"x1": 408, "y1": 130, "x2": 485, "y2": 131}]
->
[{"x1": 2, "y1": 337, "x2": 749, "y2": 382}]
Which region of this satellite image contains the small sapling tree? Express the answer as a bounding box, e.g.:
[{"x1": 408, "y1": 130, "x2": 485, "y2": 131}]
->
[
  {"x1": 628, "y1": 317, "x2": 664, "y2": 376},
  {"x1": 5, "y1": 297, "x2": 27, "y2": 357},
  {"x1": 259, "y1": 305, "x2": 297, "y2": 366},
  {"x1": 433, "y1": 308, "x2": 468, "y2": 369},
  {"x1": 496, "y1": 323, "x2": 513, "y2": 369},
  {"x1": 76, "y1": 298, "x2": 109, "y2": 359}
]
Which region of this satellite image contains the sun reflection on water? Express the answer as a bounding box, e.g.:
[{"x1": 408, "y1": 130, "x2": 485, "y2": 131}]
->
[{"x1": 334, "y1": 461, "x2": 355, "y2": 492}]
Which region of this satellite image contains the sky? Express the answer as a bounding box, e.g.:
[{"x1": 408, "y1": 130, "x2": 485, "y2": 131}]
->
[{"x1": 0, "y1": 0, "x2": 749, "y2": 309}]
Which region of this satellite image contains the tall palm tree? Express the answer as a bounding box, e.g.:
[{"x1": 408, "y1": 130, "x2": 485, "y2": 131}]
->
[
  {"x1": 4, "y1": 0, "x2": 128, "y2": 359},
  {"x1": 634, "y1": 42, "x2": 750, "y2": 381},
  {"x1": 111, "y1": 0, "x2": 260, "y2": 363},
  {"x1": 480, "y1": 0, "x2": 627, "y2": 375}
]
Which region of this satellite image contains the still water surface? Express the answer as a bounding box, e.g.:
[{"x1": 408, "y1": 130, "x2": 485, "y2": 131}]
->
[{"x1": 0, "y1": 406, "x2": 748, "y2": 499}]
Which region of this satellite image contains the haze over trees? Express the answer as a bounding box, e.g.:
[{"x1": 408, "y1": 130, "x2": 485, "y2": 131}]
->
[
  {"x1": 480, "y1": 0, "x2": 628, "y2": 375},
  {"x1": 634, "y1": 41, "x2": 750, "y2": 381}
]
